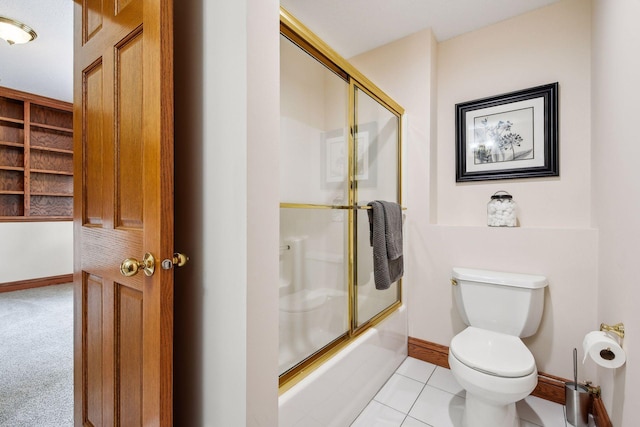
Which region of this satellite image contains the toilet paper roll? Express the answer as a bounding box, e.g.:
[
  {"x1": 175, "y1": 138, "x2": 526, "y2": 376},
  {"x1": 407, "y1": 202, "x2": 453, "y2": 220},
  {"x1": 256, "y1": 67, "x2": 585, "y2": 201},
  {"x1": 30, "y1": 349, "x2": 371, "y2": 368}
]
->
[{"x1": 582, "y1": 331, "x2": 626, "y2": 368}]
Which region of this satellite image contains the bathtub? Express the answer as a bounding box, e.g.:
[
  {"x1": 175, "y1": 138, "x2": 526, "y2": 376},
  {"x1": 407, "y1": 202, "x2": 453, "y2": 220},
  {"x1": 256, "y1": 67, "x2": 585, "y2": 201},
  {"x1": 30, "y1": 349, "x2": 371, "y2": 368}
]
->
[{"x1": 278, "y1": 304, "x2": 407, "y2": 427}]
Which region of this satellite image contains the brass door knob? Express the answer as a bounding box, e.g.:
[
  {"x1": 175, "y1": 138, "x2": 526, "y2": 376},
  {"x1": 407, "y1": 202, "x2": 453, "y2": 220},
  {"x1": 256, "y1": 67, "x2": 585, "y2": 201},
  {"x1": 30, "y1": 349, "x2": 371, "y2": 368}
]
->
[
  {"x1": 161, "y1": 252, "x2": 190, "y2": 270},
  {"x1": 120, "y1": 252, "x2": 156, "y2": 277}
]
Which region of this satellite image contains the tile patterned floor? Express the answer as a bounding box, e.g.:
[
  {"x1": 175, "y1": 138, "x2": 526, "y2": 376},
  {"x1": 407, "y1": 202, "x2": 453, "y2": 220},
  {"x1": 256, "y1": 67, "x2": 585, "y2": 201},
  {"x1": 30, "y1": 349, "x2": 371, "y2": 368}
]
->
[{"x1": 351, "y1": 357, "x2": 570, "y2": 427}]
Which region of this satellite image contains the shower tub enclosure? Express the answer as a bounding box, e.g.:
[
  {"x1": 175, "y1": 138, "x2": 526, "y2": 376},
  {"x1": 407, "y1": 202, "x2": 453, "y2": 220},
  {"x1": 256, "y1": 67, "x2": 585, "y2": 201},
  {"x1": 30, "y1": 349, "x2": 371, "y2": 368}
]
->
[
  {"x1": 278, "y1": 8, "x2": 407, "y2": 425},
  {"x1": 279, "y1": 305, "x2": 407, "y2": 427}
]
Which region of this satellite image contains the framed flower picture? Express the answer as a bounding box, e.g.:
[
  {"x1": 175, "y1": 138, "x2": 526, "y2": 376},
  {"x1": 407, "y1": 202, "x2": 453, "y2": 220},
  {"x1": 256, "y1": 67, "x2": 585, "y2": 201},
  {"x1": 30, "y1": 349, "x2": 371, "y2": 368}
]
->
[{"x1": 455, "y1": 83, "x2": 559, "y2": 182}]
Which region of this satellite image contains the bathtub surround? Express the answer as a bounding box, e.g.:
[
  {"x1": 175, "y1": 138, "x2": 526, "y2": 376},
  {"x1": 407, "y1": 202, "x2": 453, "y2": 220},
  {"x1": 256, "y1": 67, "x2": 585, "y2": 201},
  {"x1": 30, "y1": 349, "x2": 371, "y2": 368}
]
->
[{"x1": 279, "y1": 305, "x2": 407, "y2": 427}]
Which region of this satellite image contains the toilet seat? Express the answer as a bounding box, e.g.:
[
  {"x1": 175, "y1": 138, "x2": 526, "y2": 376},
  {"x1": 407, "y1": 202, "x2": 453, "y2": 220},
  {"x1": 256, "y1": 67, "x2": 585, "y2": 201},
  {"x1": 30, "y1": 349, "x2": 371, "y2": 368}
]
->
[{"x1": 450, "y1": 327, "x2": 535, "y2": 378}]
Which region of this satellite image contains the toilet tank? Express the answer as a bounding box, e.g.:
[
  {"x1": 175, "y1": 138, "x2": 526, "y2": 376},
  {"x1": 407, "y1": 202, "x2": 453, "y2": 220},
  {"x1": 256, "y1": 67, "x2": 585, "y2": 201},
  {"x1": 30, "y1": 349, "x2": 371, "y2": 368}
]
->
[{"x1": 452, "y1": 267, "x2": 548, "y2": 338}]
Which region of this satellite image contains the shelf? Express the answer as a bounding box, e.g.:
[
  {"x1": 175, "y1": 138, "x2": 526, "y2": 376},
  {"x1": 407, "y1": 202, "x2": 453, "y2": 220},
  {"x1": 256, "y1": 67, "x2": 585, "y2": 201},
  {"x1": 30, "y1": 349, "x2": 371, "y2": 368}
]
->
[
  {"x1": 0, "y1": 116, "x2": 24, "y2": 125},
  {"x1": 31, "y1": 122, "x2": 73, "y2": 133},
  {"x1": 0, "y1": 166, "x2": 24, "y2": 172},
  {"x1": 31, "y1": 168, "x2": 74, "y2": 176},
  {"x1": 0, "y1": 190, "x2": 24, "y2": 195},
  {"x1": 0, "y1": 216, "x2": 72, "y2": 222},
  {"x1": 31, "y1": 145, "x2": 73, "y2": 155},
  {"x1": 0, "y1": 141, "x2": 24, "y2": 149},
  {"x1": 31, "y1": 192, "x2": 73, "y2": 197}
]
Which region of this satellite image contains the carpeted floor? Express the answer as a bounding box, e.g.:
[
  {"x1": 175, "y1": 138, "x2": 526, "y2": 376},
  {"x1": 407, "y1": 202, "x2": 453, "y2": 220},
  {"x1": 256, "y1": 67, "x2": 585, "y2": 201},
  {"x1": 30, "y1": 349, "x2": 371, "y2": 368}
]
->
[{"x1": 0, "y1": 283, "x2": 74, "y2": 426}]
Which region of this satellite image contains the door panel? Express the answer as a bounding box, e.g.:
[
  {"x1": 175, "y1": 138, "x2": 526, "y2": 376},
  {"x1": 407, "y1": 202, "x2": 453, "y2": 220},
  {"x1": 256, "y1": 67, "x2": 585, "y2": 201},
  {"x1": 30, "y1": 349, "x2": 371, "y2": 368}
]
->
[
  {"x1": 83, "y1": 62, "x2": 104, "y2": 226},
  {"x1": 116, "y1": 284, "x2": 143, "y2": 425},
  {"x1": 84, "y1": 0, "x2": 103, "y2": 42},
  {"x1": 115, "y1": 31, "x2": 144, "y2": 229},
  {"x1": 84, "y1": 275, "x2": 103, "y2": 426},
  {"x1": 74, "y1": 0, "x2": 174, "y2": 425}
]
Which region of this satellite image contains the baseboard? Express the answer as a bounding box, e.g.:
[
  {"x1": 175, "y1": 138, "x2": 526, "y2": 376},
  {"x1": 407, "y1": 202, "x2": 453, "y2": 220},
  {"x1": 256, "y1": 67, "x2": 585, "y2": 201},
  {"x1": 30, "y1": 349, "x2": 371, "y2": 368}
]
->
[
  {"x1": 592, "y1": 396, "x2": 613, "y2": 427},
  {"x1": 0, "y1": 274, "x2": 73, "y2": 293},
  {"x1": 408, "y1": 337, "x2": 568, "y2": 405},
  {"x1": 408, "y1": 337, "x2": 450, "y2": 369},
  {"x1": 532, "y1": 372, "x2": 566, "y2": 404}
]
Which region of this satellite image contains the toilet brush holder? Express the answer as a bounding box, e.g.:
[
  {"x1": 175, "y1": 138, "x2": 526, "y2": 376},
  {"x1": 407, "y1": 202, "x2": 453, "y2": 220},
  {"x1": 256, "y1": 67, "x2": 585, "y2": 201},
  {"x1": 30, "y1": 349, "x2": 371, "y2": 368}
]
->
[{"x1": 565, "y1": 382, "x2": 590, "y2": 427}]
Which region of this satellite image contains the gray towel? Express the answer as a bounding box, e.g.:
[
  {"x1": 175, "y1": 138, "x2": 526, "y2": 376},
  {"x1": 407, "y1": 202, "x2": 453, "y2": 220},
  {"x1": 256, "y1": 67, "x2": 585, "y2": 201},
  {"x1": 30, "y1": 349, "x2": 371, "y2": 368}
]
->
[{"x1": 367, "y1": 201, "x2": 404, "y2": 290}]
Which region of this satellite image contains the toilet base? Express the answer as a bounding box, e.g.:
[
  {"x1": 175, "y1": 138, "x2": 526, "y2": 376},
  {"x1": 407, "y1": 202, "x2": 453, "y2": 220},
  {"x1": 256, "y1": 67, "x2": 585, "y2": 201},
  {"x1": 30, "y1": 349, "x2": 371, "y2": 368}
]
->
[{"x1": 462, "y1": 393, "x2": 519, "y2": 427}]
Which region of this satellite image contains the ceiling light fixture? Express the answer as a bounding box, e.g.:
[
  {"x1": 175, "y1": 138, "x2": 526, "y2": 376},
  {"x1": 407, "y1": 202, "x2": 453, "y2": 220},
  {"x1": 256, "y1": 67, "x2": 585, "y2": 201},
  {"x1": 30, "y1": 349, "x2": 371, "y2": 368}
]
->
[{"x1": 0, "y1": 16, "x2": 37, "y2": 45}]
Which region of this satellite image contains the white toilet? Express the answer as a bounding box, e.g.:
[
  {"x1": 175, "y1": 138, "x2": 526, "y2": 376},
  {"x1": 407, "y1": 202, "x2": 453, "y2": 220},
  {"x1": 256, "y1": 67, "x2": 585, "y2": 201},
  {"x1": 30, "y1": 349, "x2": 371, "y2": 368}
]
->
[{"x1": 449, "y1": 267, "x2": 548, "y2": 427}]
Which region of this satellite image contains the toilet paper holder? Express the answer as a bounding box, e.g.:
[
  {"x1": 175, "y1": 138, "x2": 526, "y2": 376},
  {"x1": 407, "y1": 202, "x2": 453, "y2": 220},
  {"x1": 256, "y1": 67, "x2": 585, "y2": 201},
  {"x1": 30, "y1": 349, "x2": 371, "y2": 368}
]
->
[
  {"x1": 582, "y1": 381, "x2": 601, "y2": 397},
  {"x1": 600, "y1": 322, "x2": 625, "y2": 339}
]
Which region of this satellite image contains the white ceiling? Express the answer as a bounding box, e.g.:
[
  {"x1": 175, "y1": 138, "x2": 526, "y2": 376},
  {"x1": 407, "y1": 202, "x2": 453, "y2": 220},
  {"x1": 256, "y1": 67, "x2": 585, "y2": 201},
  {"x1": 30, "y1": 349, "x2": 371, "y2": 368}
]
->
[
  {"x1": 280, "y1": 0, "x2": 561, "y2": 58},
  {"x1": 0, "y1": 0, "x2": 560, "y2": 103},
  {"x1": 0, "y1": 0, "x2": 73, "y2": 102}
]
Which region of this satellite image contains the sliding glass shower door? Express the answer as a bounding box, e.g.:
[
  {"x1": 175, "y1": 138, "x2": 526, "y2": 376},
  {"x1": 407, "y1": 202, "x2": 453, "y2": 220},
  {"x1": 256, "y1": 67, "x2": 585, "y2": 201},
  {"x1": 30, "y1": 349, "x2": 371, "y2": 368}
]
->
[
  {"x1": 279, "y1": 19, "x2": 403, "y2": 386},
  {"x1": 353, "y1": 86, "x2": 401, "y2": 327},
  {"x1": 279, "y1": 34, "x2": 350, "y2": 376}
]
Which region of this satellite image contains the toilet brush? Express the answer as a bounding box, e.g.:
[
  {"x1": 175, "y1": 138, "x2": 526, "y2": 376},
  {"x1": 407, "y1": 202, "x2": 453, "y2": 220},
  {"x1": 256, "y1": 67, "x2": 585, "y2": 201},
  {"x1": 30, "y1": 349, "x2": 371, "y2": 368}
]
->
[{"x1": 573, "y1": 348, "x2": 578, "y2": 390}]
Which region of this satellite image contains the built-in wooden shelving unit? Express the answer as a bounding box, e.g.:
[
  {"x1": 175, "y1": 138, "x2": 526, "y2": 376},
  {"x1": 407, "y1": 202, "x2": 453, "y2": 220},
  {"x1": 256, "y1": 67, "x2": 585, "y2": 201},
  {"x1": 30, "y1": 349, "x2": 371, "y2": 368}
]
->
[{"x1": 0, "y1": 87, "x2": 73, "y2": 221}]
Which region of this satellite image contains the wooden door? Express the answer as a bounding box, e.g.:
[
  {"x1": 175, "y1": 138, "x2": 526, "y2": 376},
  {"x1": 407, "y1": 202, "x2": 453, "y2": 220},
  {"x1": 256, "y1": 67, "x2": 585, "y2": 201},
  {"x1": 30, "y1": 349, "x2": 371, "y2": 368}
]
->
[{"x1": 72, "y1": 0, "x2": 174, "y2": 425}]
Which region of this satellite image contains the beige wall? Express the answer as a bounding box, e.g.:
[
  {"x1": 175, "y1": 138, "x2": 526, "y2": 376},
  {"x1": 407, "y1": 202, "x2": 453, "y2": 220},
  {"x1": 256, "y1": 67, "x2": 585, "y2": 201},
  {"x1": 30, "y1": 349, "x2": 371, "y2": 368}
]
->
[
  {"x1": 437, "y1": 0, "x2": 592, "y2": 228},
  {"x1": 592, "y1": 1, "x2": 640, "y2": 425},
  {"x1": 0, "y1": 222, "x2": 73, "y2": 283},
  {"x1": 173, "y1": 0, "x2": 280, "y2": 425},
  {"x1": 354, "y1": 0, "x2": 599, "y2": 382}
]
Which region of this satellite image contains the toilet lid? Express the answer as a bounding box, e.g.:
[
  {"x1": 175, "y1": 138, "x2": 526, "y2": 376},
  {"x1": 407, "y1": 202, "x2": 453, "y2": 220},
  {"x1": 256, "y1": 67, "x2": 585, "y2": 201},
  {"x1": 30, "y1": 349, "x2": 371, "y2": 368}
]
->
[{"x1": 450, "y1": 327, "x2": 535, "y2": 378}]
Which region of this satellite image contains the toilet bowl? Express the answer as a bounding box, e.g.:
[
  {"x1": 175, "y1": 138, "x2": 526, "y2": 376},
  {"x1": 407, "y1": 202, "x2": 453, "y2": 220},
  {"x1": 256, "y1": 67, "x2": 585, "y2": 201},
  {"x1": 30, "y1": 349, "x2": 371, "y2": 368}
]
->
[
  {"x1": 449, "y1": 268, "x2": 548, "y2": 427},
  {"x1": 449, "y1": 327, "x2": 538, "y2": 427}
]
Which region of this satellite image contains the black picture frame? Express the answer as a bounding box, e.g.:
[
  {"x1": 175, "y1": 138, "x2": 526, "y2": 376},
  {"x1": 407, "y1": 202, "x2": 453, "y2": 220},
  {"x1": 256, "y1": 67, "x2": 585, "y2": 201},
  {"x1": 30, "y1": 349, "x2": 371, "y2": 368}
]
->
[{"x1": 455, "y1": 82, "x2": 558, "y2": 182}]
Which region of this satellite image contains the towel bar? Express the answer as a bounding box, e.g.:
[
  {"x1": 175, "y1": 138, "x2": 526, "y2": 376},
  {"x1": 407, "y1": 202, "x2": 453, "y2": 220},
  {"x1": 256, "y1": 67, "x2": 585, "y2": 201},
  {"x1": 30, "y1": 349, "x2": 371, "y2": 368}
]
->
[
  {"x1": 358, "y1": 205, "x2": 407, "y2": 210},
  {"x1": 280, "y1": 202, "x2": 407, "y2": 210}
]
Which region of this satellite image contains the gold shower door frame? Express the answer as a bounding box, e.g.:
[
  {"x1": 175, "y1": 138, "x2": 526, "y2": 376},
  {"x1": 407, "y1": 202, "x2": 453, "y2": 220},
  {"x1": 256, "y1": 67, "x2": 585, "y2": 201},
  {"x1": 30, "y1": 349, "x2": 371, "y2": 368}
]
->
[{"x1": 279, "y1": 7, "x2": 404, "y2": 392}]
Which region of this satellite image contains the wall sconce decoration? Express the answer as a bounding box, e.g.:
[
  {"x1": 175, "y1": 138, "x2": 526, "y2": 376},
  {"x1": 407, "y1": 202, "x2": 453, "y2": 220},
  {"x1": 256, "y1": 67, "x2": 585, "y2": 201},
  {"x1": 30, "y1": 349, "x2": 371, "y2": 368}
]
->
[{"x1": 0, "y1": 16, "x2": 37, "y2": 45}]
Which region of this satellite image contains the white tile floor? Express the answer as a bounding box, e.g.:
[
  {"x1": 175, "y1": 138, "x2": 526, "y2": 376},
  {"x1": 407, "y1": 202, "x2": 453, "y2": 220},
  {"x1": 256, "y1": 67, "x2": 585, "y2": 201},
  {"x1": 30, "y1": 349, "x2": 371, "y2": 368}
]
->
[{"x1": 351, "y1": 357, "x2": 569, "y2": 427}]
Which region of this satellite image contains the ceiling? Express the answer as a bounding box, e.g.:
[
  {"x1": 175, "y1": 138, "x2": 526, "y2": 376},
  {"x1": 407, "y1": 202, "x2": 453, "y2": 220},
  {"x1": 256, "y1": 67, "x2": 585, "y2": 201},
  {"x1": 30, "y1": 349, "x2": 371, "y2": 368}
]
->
[
  {"x1": 0, "y1": 0, "x2": 561, "y2": 103},
  {"x1": 281, "y1": 0, "x2": 561, "y2": 58},
  {"x1": 0, "y1": 0, "x2": 73, "y2": 102}
]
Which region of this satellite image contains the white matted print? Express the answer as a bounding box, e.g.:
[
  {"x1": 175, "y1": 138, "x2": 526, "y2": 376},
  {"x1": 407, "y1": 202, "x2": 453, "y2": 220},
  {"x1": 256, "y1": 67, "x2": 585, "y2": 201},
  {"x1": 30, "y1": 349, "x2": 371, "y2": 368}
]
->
[{"x1": 325, "y1": 131, "x2": 369, "y2": 182}]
